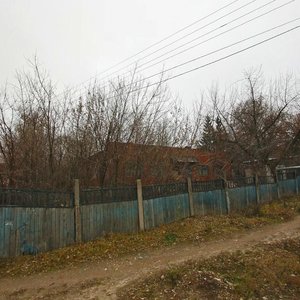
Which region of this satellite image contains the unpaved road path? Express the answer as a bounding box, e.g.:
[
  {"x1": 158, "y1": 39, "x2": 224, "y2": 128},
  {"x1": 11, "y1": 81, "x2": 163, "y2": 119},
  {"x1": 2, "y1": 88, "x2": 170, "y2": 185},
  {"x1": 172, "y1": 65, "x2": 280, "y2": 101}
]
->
[{"x1": 1, "y1": 216, "x2": 300, "y2": 300}]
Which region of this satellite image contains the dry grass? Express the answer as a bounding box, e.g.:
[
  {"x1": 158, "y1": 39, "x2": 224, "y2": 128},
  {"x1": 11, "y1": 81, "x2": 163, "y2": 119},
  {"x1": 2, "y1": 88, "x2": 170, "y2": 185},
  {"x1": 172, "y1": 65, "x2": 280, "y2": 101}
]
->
[
  {"x1": 118, "y1": 236, "x2": 300, "y2": 299},
  {"x1": 0, "y1": 196, "x2": 299, "y2": 279}
]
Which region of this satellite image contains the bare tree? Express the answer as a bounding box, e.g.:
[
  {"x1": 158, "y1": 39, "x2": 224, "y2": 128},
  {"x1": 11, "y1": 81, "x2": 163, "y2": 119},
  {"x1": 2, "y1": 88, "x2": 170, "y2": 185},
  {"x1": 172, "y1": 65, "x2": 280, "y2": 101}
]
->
[
  {"x1": 2, "y1": 59, "x2": 297, "y2": 189},
  {"x1": 0, "y1": 87, "x2": 17, "y2": 186},
  {"x1": 212, "y1": 69, "x2": 300, "y2": 176},
  {"x1": 62, "y1": 72, "x2": 176, "y2": 186}
]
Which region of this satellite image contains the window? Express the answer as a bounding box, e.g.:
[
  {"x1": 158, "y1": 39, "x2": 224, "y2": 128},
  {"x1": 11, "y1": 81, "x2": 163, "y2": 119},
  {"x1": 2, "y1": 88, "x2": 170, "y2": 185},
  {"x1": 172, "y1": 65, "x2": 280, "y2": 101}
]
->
[{"x1": 198, "y1": 165, "x2": 209, "y2": 176}]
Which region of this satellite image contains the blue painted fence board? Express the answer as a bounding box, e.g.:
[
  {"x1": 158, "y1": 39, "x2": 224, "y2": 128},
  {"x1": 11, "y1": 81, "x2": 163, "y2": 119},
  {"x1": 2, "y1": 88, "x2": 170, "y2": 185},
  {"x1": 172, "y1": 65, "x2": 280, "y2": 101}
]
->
[
  {"x1": 80, "y1": 201, "x2": 138, "y2": 242},
  {"x1": 279, "y1": 179, "x2": 297, "y2": 196},
  {"x1": 1, "y1": 176, "x2": 299, "y2": 257},
  {"x1": 228, "y1": 186, "x2": 257, "y2": 212},
  {"x1": 193, "y1": 189, "x2": 226, "y2": 215},
  {"x1": 0, "y1": 207, "x2": 74, "y2": 257},
  {"x1": 259, "y1": 183, "x2": 278, "y2": 204},
  {"x1": 143, "y1": 193, "x2": 190, "y2": 230}
]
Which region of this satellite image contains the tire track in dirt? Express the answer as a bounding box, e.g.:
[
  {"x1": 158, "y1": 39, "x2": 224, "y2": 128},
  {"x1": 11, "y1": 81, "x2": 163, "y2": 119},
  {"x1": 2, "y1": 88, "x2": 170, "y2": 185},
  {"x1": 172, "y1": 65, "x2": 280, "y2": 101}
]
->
[{"x1": 1, "y1": 216, "x2": 300, "y2": 300}]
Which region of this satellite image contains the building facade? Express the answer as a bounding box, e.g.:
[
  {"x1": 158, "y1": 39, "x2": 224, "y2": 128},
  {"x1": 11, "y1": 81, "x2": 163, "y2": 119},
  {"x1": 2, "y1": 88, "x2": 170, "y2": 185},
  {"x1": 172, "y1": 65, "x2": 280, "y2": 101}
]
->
[{"x1": 89, "y1": 142, "x2": 230, "y2": 187}]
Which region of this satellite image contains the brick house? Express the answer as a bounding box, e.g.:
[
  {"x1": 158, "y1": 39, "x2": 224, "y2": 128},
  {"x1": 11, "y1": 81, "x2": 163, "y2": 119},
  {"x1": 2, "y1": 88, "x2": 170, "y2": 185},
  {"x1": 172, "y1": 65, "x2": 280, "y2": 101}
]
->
[{"x1": 89, "y1": 142, "x2": 230, "y2": 187}]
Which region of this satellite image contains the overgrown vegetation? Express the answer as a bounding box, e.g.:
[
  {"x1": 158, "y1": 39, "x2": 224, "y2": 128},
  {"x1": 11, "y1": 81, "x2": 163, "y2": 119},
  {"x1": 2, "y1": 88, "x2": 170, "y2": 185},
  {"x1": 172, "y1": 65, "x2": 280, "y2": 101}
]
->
[
  {"x1": 0, "y1": 196, "x2": 299, "y2": 279},
  {"x1": 0, "y1": 63, "x2": 299, "y2": 188},
  {"x1": 118, "y1": 236, "x2": 300, "y2": 299}
]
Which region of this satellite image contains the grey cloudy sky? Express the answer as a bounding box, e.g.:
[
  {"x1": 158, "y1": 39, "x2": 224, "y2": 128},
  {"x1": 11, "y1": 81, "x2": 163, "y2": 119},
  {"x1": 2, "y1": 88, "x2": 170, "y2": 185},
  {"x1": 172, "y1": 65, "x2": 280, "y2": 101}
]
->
[{"x1": 0, "y1": 0, "x2": 299, "y2": 106}]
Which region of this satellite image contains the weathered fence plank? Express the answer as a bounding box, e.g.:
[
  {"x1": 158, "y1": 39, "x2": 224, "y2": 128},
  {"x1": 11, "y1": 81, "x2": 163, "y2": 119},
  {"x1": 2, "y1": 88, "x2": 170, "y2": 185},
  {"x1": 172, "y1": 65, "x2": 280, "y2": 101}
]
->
[
  {"x1": 137, "y1": 179, "x2": 145, "y2": 231},
  {"x1": 279, "y1": 179, "x2": 297, "y2": 196},
  {"x1": 187, "y1": 177, "x2": 195, "y2": 217},
  {"x1": 1, "y1": 176, "x2": 299, "y2": 257},
  {"x1": 0, "y1": 207, "x2": 74, "y2": 257},
  {"x1": 193, "y1": 189, "x2": 227, "y2": 215},
  {"x1": 143, "y1": 194, "x2": 190, "y2": 230},
  {"x1": 228, "y1": 186, "x2": 257, "y2": 212},
  {"x1": 259, "y1": 183, "x2": 277, "y2": 203},
  {"x1": 80, "y1": 201, "x2": 139, "y2": 242}
]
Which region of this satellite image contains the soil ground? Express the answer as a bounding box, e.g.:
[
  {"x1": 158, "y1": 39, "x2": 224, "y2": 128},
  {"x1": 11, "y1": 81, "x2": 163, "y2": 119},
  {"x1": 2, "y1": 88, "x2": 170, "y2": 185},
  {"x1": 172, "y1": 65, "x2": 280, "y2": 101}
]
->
[{"x1": 0, "y1": 215, "x2": 300, "y2": 300}]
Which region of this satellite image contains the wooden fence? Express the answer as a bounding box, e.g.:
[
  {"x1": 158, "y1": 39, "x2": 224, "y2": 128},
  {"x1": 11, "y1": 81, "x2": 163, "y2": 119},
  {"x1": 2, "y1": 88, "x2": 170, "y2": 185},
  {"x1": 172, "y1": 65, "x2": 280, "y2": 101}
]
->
[{"x1": 0, "y1": 175, "x2": 299, "y2": 257}]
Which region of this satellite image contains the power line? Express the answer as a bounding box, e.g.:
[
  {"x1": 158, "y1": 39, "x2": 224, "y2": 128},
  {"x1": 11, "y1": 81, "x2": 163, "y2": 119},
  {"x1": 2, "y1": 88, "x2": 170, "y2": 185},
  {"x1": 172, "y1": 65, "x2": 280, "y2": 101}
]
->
[
  {"x1": 56, "y1": 0, "x2": 297, "y2": 103},
  {"x1": 54, "y1": 0, "x2": 246, "y2": 99},
  {"x1": 136, "y1": 19, "x2": 300, "y2": 84},
  {"x1": 101, "y1": 0, "x2": 291, "y2": 90},
  {"x1": 78, "y1": 0, "x2": 242, "y2": 79},
  {"x1": 102, "y1": 25, "x2": 300, "y2": 101},
  {"x1": 91, "y1": 0, "x2": 261, "y2": 87},
  {"x1": 138, "y1": 0, "x2": 292, "y2": 72},
  {"x1": 65, "y1": 0, "x2": 293, "y2": 99}
]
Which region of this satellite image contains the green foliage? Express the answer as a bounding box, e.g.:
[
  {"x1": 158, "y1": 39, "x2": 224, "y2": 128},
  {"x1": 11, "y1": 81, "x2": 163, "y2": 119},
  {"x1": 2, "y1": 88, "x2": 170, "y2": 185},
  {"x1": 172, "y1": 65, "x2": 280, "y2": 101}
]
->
[
  {"x1": 164, "y1": 232, "x2": 178, "y2": 245},
  {"x1": 199, "y1": 115, "x2": 216, "y2": 151}
]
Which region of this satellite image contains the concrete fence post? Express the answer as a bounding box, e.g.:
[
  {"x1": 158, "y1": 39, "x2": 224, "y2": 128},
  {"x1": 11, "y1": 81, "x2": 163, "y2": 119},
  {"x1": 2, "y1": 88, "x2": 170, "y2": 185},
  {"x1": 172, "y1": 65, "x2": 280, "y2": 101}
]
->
[
  {"x1": 74, "y1": 179, "x2": 82, "y2": 243},
  {"x1": 224, "y1": 179, "x2": 230, "y2": 214},
  {"x1": 136, "y1": 179, "x2": 145, "y2": 231},
  {"x1": 187, "y1": 177, "x2": 195, "y2": 217}
]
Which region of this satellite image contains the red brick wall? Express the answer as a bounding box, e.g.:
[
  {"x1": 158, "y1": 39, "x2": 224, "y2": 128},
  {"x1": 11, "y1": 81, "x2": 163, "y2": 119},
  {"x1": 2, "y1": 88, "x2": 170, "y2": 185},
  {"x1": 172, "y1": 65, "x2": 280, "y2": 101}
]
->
[{"x1": 90, "y1": 143, "x2": 231, "y2": 186}]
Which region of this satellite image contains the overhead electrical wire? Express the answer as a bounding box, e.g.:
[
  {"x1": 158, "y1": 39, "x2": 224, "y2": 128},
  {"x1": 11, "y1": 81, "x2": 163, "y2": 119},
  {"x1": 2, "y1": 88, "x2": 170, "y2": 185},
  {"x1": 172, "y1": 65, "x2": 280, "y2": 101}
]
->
[
  {"x1": 102, "y1": 25, "x2": 300, "y2": 101},
  {"x1": 54, "y1": 0, "x2": 246, "y2": 99},
  {"x1": 60, "y1": 0, "x2": 281, "y2": 101},
  {"x1": 62, "y1": 0, "x2": 242, "y2": 92},
  {"x1": 55, "y1": 0, "x2": 297, "y2": 102},
  {"x1": 136, "y1": 0, "x2": 292, "y2": 72},
  {"x1": 65, "y1": 0, "x2": 294, "y2": 100},
  {"x1": 126, "y1": 18, "x2": 300, "y2": 86},
  {"x1": 64, "y1": 0, "x2": 293, "y2": 100},
  {"x1": 98, "y1": 0, "x2": 292, "y2": 91},
  {"x1": 95, "y1": 0, "x2": 261, "y2": 83}
]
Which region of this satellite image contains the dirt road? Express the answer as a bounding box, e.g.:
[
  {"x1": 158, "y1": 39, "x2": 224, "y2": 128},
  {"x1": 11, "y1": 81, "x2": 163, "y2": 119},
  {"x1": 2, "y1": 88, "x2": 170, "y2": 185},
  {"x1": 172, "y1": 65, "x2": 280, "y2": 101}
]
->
[{"x1": 1, "y1": 216, "x2": 300, "y2": 300}]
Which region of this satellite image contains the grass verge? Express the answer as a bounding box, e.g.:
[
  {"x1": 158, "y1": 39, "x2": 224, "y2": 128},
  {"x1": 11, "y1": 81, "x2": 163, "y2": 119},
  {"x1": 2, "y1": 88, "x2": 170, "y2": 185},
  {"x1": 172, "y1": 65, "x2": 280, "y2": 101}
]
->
[
  {"x1": 118, "y1": 236, "x2": 300, "y2": 299},
  {"x1": 0, "y1": 196, "x2": 299, "y2": 279}
]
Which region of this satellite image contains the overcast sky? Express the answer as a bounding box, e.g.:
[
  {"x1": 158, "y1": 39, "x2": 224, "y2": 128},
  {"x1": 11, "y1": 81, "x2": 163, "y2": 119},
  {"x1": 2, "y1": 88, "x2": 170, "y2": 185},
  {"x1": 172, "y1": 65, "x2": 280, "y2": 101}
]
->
[{"x1": 0, "y1": 0, "x2": 299, "y2": 106}]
